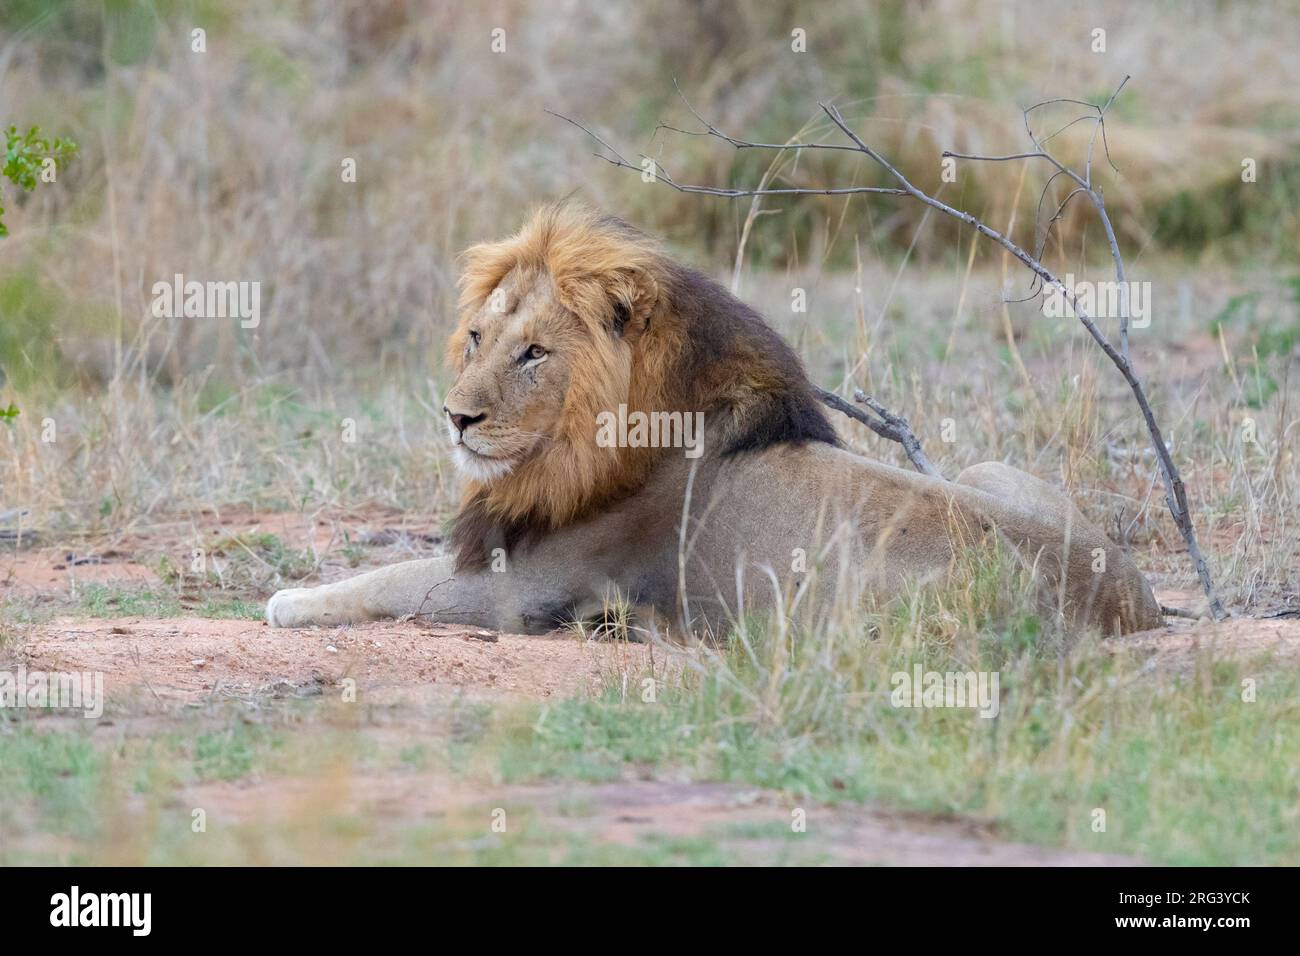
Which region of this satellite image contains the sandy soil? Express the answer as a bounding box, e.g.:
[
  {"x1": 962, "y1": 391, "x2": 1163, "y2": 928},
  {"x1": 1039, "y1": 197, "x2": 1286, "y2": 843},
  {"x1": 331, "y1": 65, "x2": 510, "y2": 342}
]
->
[
  {"x1": 13, "y1": 600, "x2": 1298, "y2": 709},
  {"x1": 1, "y1": 546, "x2": 159, "y2": 593},
  {"x1": 1113, "y1": 612, "x2": 1300, "y2": 669},
  {"x1": 14, "y1": 615, "x2": 651, "y2": 703}
]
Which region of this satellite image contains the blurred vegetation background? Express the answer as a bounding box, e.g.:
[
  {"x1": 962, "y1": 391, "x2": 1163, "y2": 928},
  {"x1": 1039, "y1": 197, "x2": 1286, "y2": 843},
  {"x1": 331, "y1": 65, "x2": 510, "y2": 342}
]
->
[{"x1": 1, "y1": 0, "x2": 1297, "y2": 388}]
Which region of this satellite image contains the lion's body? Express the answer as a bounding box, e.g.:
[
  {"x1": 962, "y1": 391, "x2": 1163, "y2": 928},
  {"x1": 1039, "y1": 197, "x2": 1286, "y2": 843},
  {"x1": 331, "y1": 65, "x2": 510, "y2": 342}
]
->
[{"x1": 267, "y1": 204, "x2": 1162, "y2": 636}]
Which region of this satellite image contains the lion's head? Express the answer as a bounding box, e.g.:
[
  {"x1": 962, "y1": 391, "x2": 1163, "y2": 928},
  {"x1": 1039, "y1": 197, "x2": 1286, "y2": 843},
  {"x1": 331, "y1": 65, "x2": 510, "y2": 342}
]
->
[{"x1": 446, "y1": 202, "x2": 837, "y2": 568}]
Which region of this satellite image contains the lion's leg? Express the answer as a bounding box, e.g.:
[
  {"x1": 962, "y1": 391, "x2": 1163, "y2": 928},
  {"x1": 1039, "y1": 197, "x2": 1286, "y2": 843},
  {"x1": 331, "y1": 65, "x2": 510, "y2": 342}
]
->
[
  {"x1": 267, "y1": 524, "x2": 663, "y2": 633},
  {"x1": 268, "y1": 552, "x2": 599, "y2": 632},
  {"x1": 266, "y1": 556, "x2": 502, "y2": 629}
]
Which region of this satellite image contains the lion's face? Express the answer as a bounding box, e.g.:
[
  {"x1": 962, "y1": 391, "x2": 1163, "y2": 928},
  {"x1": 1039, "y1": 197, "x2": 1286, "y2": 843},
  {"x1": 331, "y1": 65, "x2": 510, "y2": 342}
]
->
[
  {"x1": 443, "y1": 204, "x2": 665, "y2": 540},
  {"x1": 443, "y1": 267, "x2": 584, "y2": 483}
]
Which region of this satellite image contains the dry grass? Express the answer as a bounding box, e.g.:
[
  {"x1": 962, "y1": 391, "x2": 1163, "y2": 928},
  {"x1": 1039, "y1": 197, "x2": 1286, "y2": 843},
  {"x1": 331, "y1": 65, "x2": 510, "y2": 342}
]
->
[{"x1": 1, "y1": 0, "x2": 1297, "y2": 378}]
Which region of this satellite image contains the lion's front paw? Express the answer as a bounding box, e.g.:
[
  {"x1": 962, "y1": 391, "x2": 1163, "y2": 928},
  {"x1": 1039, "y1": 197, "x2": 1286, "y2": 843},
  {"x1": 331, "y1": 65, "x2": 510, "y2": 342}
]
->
[{"x1": 266, "y1": 588, "x2": 318, "y2": 628}]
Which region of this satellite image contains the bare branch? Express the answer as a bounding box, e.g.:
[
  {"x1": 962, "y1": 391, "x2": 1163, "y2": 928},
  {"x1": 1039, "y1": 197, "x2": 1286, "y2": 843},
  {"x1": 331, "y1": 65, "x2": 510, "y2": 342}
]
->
[
  {"x1": 1039, "y1": 112, "x2": 1100, "y2": 147},
  {"x1": 814, "y1": 386, "x2": 940, "y2": 478},
  {"x1": 653, "y1": 121, "x2": 861, "y2": 153},
  {"x1": 949, "y1": 79, "x2": 1135, "y2": 356},
  {"x1": 1088, "y1": 73, "x2": 1130, "y2": 183},
  {"x1": 656, "y1": 78, "x2": 861, "y2": 153},
  {"x1": 1085, "y1": 75, "x2": 1132, "y2": 356},
  {"x1": 548, "y1": 109, "x2": 907, "y2": 199},
  {"x1": 1037, "y1": 185, "x2": 1089, "y2": 259},
  {"x1": 941, "y1": 147, "x2": 1089, "y2": 190}
]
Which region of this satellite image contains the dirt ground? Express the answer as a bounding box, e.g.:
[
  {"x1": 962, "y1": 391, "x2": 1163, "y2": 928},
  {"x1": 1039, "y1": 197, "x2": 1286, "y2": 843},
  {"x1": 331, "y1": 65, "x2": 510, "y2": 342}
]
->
[
  {"x1": 16, "y1": 617, "x2": 650, "y2": 703},
  {"x1": 11, "y1": 600, "x2": 1300, "y2": 708},
  {"x1": 3, "y1": 510, "x2": 1297, "y2": 866}
]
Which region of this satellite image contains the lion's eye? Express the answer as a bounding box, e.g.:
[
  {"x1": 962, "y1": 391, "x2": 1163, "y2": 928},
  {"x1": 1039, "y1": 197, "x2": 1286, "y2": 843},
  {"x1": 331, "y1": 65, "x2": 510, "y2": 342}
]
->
[
  {"x1": 468, "y1": 330, "x2": 481, "y2": 348},
  {"x1": 521, "y1": 344, "x2": 547, "y2": 364}
]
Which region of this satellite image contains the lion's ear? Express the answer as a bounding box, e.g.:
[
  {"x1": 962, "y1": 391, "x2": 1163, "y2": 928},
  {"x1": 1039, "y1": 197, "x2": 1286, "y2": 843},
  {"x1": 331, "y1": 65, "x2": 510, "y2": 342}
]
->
[{"x1": 604, "y1": 267, "x2": 658, "y2": 340}]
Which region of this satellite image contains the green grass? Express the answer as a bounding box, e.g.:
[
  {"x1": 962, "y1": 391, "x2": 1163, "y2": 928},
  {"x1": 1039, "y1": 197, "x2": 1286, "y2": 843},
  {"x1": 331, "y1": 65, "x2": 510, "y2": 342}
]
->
[
  {"x1": 193, "y1": 721, "x2": 279, "y2": 781},
  {"x1": 0, "y1": 725, "x2": 104, "y2": 837},
  {"x1": 0, "y1": 587, "x2": 265, "y2": 634},
  {"x1": 7, "y1": 540, "x2": 1297, "y2": 865},
  {"x1": 0, "y1": 701, "x2": 773, "y2": 865},
  {"x1": 196, "y1": 597, "x2": 265, "y2": 619},
  {"x1": 0, "y1": 705, "x2": 295, "y2": 864},
  {"x1": 71, "y1": 585, "x2": 265, "y2": 620},
  {"x1": 484, "y1": 552, "x2": 1300, "y2": 866},
  {"x1": 73, "y1": 584, "x2": 182, "y2": 618},
  {"x1": 206, "y1": 532, "x2": 317, "y2": 583},
  {"x1": 490, "y1": 645, "x2": 1299, "y2": 865}
]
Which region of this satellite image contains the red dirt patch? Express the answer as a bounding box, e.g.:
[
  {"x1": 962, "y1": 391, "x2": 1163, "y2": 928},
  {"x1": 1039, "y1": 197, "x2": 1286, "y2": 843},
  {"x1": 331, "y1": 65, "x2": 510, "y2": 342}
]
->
[
  {"x1": 14, "y1": 617, "x2": 655, "y2": 703},
  {"x1": 1113, "y1": 613, "x2": 1300, "y2": 668},
  {"x1": 1, "y1": 548, "x2": 160, "y2": 595}
]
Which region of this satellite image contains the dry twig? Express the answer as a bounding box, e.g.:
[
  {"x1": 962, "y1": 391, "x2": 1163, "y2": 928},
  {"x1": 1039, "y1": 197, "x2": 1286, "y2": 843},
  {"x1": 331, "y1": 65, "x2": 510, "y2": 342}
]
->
[{"x1": 813, "y1": 386, "x2": 940, "y2": 478}]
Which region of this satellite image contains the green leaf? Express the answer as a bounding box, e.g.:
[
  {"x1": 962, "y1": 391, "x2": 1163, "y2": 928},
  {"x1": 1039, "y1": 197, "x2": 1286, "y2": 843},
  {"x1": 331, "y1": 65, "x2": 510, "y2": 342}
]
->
[{"x1": 0, "y1": 123, "x2": 78, "y2": 237}]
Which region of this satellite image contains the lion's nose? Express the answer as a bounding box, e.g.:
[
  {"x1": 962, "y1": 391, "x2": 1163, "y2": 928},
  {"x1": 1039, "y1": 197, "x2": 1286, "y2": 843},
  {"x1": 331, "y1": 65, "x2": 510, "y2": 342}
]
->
[{"x1": 445, "y1": 407, "x2": 487, "y2": 435}]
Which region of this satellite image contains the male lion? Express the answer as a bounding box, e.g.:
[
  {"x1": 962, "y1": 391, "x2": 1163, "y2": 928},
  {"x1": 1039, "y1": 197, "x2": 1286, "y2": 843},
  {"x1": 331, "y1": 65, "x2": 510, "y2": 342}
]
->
[{"x1": 267, "y1": 203, "x2": 1161, "y2": 636}]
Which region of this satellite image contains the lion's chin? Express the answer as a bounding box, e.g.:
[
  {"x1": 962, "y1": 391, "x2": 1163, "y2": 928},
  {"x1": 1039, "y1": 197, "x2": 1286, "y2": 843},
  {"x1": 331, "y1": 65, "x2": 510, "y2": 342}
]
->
[{"x1": 453, "y1": 445, "x2": 517, "y2": 484}]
